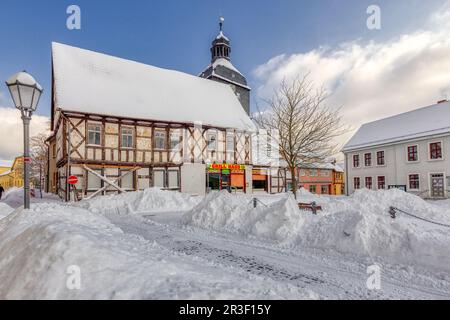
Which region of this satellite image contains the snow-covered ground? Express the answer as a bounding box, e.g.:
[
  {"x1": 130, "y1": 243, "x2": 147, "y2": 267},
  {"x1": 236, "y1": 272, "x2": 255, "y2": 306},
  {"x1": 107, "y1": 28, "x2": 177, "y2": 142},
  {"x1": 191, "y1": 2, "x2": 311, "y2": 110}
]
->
[{"x1": 0, "y1": 188, "x2": 449, "y2": 299}]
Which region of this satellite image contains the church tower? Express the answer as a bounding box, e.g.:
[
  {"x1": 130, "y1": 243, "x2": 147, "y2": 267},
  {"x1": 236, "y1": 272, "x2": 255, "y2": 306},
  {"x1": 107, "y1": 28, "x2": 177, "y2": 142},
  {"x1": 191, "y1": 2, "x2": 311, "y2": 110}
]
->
[{"x1": 200, "y1": 17, "x2": 251, "y2": 115}]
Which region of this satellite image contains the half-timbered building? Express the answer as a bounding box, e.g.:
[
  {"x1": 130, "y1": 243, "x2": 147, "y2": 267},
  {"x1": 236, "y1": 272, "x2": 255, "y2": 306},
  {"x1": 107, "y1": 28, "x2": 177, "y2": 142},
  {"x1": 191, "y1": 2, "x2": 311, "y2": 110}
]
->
[{"x1": 47, "y1": 42, "x2": 257, "y2": 200}]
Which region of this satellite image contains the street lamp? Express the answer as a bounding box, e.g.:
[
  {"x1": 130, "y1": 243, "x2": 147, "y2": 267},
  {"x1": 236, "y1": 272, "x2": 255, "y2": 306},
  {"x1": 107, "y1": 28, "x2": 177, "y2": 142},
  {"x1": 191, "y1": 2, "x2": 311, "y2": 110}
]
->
[{"x1": 5, "y1": 71, "x2": 43, "y2": 209}]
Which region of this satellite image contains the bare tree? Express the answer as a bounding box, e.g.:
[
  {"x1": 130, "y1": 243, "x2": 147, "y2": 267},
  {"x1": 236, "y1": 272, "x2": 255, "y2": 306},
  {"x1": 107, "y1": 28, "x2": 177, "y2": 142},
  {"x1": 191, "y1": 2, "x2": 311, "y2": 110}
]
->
[
  {"x1": 255, "y1": 75, "x2": 346, "y2": 199},
  {"x1": 30, "y1": 133, "x2": 49, "y2": 197}
]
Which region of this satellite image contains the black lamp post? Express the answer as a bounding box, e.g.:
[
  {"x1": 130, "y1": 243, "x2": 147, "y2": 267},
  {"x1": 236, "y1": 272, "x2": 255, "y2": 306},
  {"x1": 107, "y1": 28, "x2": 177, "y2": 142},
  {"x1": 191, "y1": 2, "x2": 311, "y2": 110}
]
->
[{"x1": 5, "y1": 71, "x2": 43, "y2": 209}]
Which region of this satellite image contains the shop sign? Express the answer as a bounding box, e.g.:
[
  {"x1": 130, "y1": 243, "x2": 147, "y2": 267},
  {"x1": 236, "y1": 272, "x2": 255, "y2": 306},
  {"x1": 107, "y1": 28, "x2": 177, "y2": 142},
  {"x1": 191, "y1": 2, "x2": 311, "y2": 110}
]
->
[{"x1": 208, "y1": 163, "x2": 246, "y2": 171}]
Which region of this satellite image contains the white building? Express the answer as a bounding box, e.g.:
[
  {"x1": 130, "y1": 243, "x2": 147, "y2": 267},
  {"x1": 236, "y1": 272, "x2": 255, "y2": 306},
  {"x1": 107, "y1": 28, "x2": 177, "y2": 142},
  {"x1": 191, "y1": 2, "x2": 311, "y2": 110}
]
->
[{"x1": 343, "y1": 100, "x2": 450, "y2": 198}]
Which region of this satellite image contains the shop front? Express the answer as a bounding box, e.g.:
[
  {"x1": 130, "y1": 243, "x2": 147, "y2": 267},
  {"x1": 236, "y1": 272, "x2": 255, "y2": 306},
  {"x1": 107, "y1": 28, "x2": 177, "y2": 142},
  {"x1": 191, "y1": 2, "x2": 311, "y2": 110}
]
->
[
  {"x1": 206, "y1": 163, "x2": 246, "y2": 193},
  {"x1": 252, "y1": 167, "x2": 269, "y2": 192}
]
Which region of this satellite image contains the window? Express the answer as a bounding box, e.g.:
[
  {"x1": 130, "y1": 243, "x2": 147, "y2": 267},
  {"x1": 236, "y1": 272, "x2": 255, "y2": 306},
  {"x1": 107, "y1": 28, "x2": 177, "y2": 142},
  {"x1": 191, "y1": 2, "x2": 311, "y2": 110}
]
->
[
  {"x1": 353, "y1": 155, "x2": 360, "y2": 168},
  {"x1": 309, "y1": 185, "x2": 317, "y2": 193},
  {"x1": 364, "y1": 153, "x2": 372, "y2": 167},
  {"x1": 409, "y1": 174, "x2": 420, "y2": 190},
  {"x1": 407, "y1": 145, "x2": 418, "y2": 162},
  {"x1": 226, "y1": 134, "x2": 234, "y2": 152},
  {"x1": 207, "y1": 133, "x2": 217, "y2": 150},
  {"x1": 121, "y1": 127, "x2": 133, "y2": 149},
  {"x1": 310, "y1": 169, "x2": 318, "y2": 177},
  {"x1": 377, "y1": 176, "x2": 385, "y2": 189},
  {"x1": 377, "y1": 151, "x2": 385, "y2": 166},
  {"x1": 321, "y1": 185, "x2": 329, "y2": 194},
  {"x1": 154, "y1": 131, "x2": 166, "y2": 150},
  {"x1": 354, "y1": 177, "x2": 360, "y2": 190},
  {"x1": 365, "y1": 177, "x2": 372, "y2": 189},
  {"x1": 170, "y1": 132, "x2": 180, "y2": 150},
  {"x1": 320, "y1": 170, "x2": 330, "y2": 177},
  {"x1": 87, "y1": 124, "x2": 102, "y2": 146},
  {"x1": 429, "y1": 142, "x2": 442, "y2": 160}
]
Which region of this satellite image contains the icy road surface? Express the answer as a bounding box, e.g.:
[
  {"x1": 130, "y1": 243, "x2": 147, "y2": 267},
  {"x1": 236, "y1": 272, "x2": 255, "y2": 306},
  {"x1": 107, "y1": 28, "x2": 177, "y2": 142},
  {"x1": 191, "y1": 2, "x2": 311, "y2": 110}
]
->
[{"x1": 106, "y1": 210, "x2": 450, "y2": 300}]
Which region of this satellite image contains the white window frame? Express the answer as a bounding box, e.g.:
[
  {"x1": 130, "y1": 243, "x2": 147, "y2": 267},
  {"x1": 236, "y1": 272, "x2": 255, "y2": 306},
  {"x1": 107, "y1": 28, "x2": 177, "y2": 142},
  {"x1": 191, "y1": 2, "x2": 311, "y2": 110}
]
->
[
  {"x1": 226, "y1": 133, "x2": 234, "y2": 152},
  {"x1": 353, "y1": 176, "x2": 361, "y2": 190},
  {"x1": 207, "y1": 132, "x2": 217, "y2": 151},
  {"x1": 428, "y1": 140, "x2": 444, "y2": 161},
  {"x1": 154, "y1": 130, "x2": 166, "y2": 150},
  {"x1": 406, "y1": 144, "x2": 420, "y2": 163},
  {"x1": 121, "y1": 127, "x2": 134, "y2": 149},
  {"x1": 352, "y1": 154, "x2": 361, "y2": 169},
  {"x1": 375, "y1": 150, "x2": 386, "y2": 166},
  {"x1": 364, "y1": 152, "x2": 372, "y2": 167},
  {"x1": 407, "y1": 173, "x2": 420, "y2": 191},
  {"x1": 170, "y1": 131, "x2": 181, "y2": 151},
  {"x1": 87, "y1": 123, "x2": 102, "y2": 146},
  {"x1": 377, "y1": 175, "x2": 386, "y2": 190},
  {"x1": 365, "y1": 176, "x2": 373, "y2": 189}
]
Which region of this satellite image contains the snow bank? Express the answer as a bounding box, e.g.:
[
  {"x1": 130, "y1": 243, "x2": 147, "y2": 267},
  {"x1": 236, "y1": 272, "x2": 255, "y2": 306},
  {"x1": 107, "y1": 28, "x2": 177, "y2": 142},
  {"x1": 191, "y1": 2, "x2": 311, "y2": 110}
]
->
[
  {"x1": 302, "y1": 189, "x2": 450, "y2": 272},
  {"x1": 183, "y1": 191, "x2": 305, "y2": 243},
  {"x1": 0, "y1": 202, "x2": 312, "y2": 299},
  {"x1": 79, "y1": 188, "x2": 201, "y2": 215},
  {"x1": 184, "y1": 189, "x2": 450, "y2": 272},
  {"x1": 0, "y1": 203, "x2": 13, "y2": 220}
]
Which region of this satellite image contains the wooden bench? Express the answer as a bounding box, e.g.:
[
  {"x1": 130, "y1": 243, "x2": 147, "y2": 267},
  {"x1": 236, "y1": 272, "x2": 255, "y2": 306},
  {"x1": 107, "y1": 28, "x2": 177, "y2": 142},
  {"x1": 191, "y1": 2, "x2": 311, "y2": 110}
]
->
[{"x1": 298, "y1": 202, "x2": 322, "y2": 214}]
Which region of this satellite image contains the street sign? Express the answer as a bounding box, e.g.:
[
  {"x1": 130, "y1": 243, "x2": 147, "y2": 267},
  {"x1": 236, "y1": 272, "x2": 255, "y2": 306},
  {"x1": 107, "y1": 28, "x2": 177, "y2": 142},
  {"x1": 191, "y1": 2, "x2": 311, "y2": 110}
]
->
[{"x1": 68, "y1": 175, "x2": 78, "y2": 185}]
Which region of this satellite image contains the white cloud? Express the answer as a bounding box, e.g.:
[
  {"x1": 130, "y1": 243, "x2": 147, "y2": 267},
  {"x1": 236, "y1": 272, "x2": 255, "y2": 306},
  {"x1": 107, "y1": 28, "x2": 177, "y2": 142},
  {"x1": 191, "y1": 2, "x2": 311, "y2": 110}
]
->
[
  {"x1": 0, "y1": 107, "x2": 50, "y2": 162},
  {"x1": 253, "y1": 1, "x2": 450, "y2": 153}
]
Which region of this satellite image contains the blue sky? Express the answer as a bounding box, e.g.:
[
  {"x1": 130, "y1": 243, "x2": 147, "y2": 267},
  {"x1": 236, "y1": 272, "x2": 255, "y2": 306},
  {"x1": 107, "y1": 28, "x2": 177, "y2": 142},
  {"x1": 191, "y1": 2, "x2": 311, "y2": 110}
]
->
[{"x1": 0, "y1": 0, "x2": 446, "y2": 117}]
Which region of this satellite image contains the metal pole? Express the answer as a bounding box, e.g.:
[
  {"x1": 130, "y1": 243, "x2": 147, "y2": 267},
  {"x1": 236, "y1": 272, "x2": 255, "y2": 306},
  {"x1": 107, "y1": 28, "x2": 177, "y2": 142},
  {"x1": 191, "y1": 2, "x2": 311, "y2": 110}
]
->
[{"x1": 22, "y1": 115, "x2": 31, "y2": 209}]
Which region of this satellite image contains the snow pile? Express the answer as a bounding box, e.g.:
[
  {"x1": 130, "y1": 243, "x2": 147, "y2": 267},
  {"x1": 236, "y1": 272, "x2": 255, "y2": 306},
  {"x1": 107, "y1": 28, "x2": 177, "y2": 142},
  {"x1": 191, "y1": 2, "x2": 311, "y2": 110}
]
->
[
  {"x1": 183, "y1": 191, "x2": 305, "y2": 243},
  {"x1": 0, "y1": 203, "x2": 13, "y2": 220},
  {"x1": 79, "y1": 188, "x2": 201, "y2": 215},
  {"x1": 0, "y1": 202, "x2": 313, "y2": 299},
  {"x1": 300, "y1": 189, "x2": 450, "y2": 271},
  {"x1": 184, "y1": 189, "x2": 450, "y2": 272},
  {"x1": 1, "y1": 188, "x2": 61, "y2": 209}
]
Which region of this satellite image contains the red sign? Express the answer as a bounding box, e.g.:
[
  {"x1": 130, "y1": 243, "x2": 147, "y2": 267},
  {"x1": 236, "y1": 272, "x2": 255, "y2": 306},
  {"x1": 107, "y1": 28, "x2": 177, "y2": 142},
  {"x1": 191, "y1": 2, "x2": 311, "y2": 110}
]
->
[
  {"x1": 23, "y1": 157, "x2": 32, "y2": 163},
  {"x1": 68, "y1": 175, "x2": 78, "y2": 185}
]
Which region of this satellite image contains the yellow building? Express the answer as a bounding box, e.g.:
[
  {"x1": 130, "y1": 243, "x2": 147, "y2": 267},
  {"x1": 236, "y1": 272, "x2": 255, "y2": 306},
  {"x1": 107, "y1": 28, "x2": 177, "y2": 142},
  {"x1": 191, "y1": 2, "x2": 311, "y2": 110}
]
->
[{"x1": 0, "y1": 157, "x2": 24, "y2": 190}]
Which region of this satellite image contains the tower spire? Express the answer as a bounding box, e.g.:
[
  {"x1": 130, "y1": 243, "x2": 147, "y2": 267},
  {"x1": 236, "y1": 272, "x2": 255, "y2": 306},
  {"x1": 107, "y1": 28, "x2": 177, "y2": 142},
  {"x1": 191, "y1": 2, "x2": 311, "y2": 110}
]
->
[{"x1": 219, "y1": 16, "x2": 224, "y2": 31}]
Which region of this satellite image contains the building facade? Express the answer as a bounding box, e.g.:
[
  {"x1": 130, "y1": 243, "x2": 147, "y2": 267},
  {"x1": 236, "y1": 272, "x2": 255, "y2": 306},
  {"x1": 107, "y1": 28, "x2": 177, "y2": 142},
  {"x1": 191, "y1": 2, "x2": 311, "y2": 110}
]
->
[
  {"x1": 298, "y1": 162, "x2": 344, "y2": 195},
  {"x1": 46, "y1": 42, "x2": 257, "y2": 200},
  {"x1": 343, "y1": 100, "x2": 450, "y2": 199},
  {"x1": 0, "y1": 157, "x2": 24, "y2": 190}
]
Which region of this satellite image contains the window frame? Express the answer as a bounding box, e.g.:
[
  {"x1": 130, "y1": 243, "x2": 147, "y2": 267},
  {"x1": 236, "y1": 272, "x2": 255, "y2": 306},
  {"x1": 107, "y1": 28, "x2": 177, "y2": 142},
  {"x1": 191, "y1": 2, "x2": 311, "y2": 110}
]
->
[
  {"x1": 408, "y1": 173, "x2": 420, "y2": 191},
  {"x1": 364, "y1": 153, "x2": 372, "y2": 167},
  {"x1": 429, "y1": 141, "x2": 443, "y2": 161},
  {"x1": 352, "y1": 154, "x2": 360, "y2": 168},
  {"x1": 365, "y1": 176, "x2": 373, "y2": 189},
  {"x1": 226, "y1": 133, "x2": 234, "y2": 152},
  {"x1": 406, "y1": 144, "x2": 419, "y2": 162},
  {"x1": 154, "y1": 130, "x2": 166, "y2": 150},
  {"x1": 87, "y1": 123, "x2": 102, "y2": 146},
  {"x1": 376, "y1": 150, "x2": 385, "y2": 166},
  {"x1": 170, "y1": 131, "x2": 181, "y2": 151},
  {"x1": 354, "y1": 177, "x2": 361, "y2": 190},
  {"x1": 377, "y1": 176, "x2": 386, "y2": 190},
  {"x1": 120, "y1": 126, "x2": 134, "y2": 149},
  {"x1": 207, "y1": 132, "x2": 218, "y2": 151}
]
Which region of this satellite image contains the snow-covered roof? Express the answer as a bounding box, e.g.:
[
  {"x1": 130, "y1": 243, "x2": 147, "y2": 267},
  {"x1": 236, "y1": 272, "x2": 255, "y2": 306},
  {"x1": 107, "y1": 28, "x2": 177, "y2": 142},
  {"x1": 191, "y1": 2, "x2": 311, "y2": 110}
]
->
[
  {"x1": 211, "y1": 58, "x2": 242, "y2": 75},
  {"x1": 300, "y1": 162, "x2": 342, "y2": 171},
  {"x1": 0, "y1": 170, "x2": 12, "y2": 177},
  {"x1": 343, "y1": 101, "x2": 450, "y2": 152},
  {"x1": 52, "y1": 42, "x2": 256, "y2": 131}
]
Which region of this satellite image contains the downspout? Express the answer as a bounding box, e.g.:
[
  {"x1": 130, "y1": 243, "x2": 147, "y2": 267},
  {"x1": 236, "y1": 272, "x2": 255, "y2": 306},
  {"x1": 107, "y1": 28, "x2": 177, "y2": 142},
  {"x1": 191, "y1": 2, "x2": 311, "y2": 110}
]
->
[{"x1": 345, "y1": 152, "x2": 349, "y2": 196}]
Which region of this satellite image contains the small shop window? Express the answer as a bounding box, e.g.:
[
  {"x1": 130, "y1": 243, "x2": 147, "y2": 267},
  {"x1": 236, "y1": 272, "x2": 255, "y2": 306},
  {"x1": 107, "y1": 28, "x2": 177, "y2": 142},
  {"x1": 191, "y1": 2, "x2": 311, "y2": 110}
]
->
[{"x1": 309, "y1": 185, "x2": 317, "y2": 193}]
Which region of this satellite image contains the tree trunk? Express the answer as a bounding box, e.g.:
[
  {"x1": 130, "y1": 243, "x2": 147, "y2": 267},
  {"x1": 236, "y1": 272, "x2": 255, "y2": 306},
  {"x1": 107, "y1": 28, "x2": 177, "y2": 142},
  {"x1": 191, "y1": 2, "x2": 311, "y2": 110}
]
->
[{"x1": 290, "y1": 166, "x2": 297, "y2": 199}]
